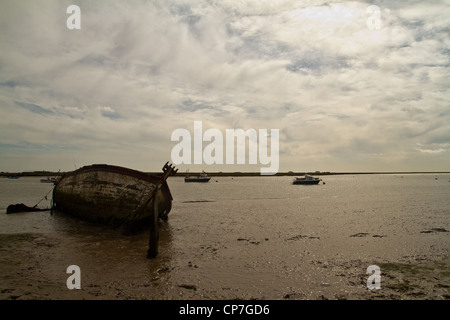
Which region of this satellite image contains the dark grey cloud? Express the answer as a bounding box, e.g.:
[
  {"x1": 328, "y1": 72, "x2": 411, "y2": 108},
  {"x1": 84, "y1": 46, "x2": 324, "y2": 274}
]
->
[{"x1": 15, "y1": 101, "x2": 54, "y2": 115}]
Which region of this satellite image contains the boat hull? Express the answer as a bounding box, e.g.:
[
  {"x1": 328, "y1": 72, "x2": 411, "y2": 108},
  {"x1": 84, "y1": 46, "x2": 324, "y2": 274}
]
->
[
  {"x1": 53, "y1": 164, "x2": 173, "y2": 234},
  {"x1": 185, "y1": 177, "x2": 211, "y2": 183},
  {"x1": 292, "y1": 180, "x2": 321, "y2": 185}
]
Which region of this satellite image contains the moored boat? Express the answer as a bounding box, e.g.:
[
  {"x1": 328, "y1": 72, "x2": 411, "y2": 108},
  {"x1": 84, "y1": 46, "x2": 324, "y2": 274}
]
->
[
  {"x1": 40, "y1": 177, "x2": 58, "y2": 184},
  {"x1": 185, "y1": 171, "x2": 211, "y2": 183},
  {"x1": 292, "y1": 174, "x2": 322, "y2": 185},
  {"x1": 53, "y1": 162, "x2": 177, "y2": 257}
]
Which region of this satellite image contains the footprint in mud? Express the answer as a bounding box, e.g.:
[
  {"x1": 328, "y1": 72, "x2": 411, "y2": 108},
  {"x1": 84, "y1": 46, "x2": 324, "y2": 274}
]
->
[
  {"x1": 420, "y1": 228, "x2": 448, "y2": 234},
  {"x1": 286, "y1": 234, "x2": 320, "y2": 241},
  {"x1": 349, "y1": 233, "x2": 369, "y2": 237},
  {"x1": 178, "y1": 284, "x2": 197, "y2": 291},
  {"x1": 237, "y1": 238, "x2": 269, "y2": 244},
  {"x1": 349, "y1": 233, "x2": 386, "y2": 238}
]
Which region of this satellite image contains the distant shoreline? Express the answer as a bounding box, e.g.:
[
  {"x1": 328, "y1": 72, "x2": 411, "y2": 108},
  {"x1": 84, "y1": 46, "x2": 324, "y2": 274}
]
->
[
  {"x1": 1, "y1": 170, "x2": 449, "y2": 177},
  {"x1": 173, "y1": 171, "x2": 450, "y2": 177}
]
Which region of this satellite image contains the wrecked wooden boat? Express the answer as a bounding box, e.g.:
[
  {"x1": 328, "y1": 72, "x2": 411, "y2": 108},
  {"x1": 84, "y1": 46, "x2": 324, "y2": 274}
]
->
[{"x1": 53, "y1": 162, "x2": 177, "y2": 258}]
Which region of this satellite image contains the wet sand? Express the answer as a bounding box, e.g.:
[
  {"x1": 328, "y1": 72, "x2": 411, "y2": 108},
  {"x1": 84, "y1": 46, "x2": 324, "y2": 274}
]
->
[{"x1": 0, "y1": 217, "x2": 448, "y2": 300}]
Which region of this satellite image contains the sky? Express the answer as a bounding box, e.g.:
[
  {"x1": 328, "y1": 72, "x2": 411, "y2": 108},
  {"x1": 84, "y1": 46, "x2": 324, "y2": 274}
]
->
[{"x1": 0, "y1": 0, "x2": 449, "y2": 173}]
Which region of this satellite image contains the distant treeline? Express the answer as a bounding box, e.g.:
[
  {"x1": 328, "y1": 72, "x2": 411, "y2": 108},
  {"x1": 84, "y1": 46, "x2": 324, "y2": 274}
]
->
[
  {"x1": 170, "y1": 171, "x2": 334, "y2": 176},
  {"x1": 0, "y1": 171, "x2": 64, "y2": 177},
  {"x1": 1, "y1": 170, "x2": 449, "y2": 178},
  {"x1": 168, "y1": 171, "x2": 450, "y2": 177}
]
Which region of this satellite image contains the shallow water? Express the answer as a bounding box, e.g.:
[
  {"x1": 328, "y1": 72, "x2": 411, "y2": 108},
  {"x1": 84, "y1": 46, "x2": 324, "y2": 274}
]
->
[{"x1": 0, "y1": 174, "x2": 449, "y2": 299}]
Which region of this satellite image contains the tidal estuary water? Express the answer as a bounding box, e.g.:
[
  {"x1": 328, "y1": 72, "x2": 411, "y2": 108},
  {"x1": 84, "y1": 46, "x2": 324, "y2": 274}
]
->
[{"x1": 0, "y1": 174, "x2": 449, "y2": 300}]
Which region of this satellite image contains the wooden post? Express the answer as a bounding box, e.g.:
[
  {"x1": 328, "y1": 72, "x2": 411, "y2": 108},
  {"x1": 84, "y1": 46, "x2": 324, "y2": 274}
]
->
[
  {"x1": 147, "y1": 162, "x2": 176, "y2": 258},
  {"x1": 147, "y1": 192, "x2": 160, "y2": 258}
]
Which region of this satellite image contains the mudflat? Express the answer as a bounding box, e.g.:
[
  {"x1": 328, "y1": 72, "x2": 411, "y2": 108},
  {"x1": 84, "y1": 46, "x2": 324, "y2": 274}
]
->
[{"x1": 1, "y1": 175, "x2": 449, "y2": 300}]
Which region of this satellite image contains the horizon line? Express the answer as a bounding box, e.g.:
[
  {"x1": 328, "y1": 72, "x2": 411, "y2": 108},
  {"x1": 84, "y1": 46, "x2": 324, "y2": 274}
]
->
[{"x1": 1, "y1": 170, "x2": 449, "y2": 177}]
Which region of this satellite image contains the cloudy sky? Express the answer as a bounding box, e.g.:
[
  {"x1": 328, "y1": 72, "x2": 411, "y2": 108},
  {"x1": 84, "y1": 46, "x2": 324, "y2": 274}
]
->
[{"x1": 1, "y1": 0, "x2": 449, "y2": 173}]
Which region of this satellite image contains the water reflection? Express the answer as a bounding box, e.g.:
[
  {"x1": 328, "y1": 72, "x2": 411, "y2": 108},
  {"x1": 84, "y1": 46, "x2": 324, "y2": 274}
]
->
[{"x1": 49, "y1": 208, "x2": 175, "y2": 265}]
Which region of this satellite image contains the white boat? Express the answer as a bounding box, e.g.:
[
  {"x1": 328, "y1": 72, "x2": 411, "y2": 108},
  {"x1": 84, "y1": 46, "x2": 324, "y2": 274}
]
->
[
  {"x1": 292, "y1": 174, "x2": 322, "y2": 185},
  {"x1": 185, "y1": 171, "x2": 211, "y2": 183}
]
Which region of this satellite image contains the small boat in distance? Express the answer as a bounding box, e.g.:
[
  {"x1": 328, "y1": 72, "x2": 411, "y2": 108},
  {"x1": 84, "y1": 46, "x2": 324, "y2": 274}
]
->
[
  {"x1": 185, "y1": 171, "x2": 211, "y2": 183},
  {"x1": 293, "y1": 174, "x2": 322, "y2": 185},
  {"x1": 40, "y1": 177, "x2": 58, "y2": 185}
]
